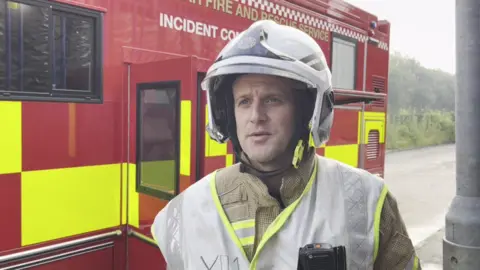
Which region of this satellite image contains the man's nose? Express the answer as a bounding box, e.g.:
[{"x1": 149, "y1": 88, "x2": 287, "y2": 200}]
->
[{"x1": 249, "y1": 99, "x2": 268, "y2": 123}]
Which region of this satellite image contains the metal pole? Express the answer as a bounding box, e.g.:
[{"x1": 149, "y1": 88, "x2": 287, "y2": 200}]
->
[{"x1": 443, "y1": 0, "x2": 480, "y2": 269}]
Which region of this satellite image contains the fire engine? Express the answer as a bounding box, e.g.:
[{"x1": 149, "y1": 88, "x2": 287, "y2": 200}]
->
[{"x1": 0, "y1": 0, "x2": 389, "y2": 269}]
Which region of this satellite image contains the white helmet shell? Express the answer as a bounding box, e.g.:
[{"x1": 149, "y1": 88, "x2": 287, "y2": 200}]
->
[{"x1": 201, "y1": 20, "x2": 334, "y2": 148}]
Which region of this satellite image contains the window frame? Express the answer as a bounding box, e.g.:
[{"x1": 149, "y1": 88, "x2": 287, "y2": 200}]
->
[
  {"x1": 330, "y1": 32, "x2": 358, "y2": 90},
  {"x1": 135, "y1": 81, "x2": 181, "y2": 200},
  {"x1": 0, "y1": 0, "x2": 104, "y2": 103}
]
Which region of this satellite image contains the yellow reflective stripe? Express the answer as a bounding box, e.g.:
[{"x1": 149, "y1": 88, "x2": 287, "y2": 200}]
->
[
  {"x1": 373, "y1": 184, "x2": 389, "y2": 262},
  {"x1": 205, "y1": 105, "x2": 227, "y2": 157},
  {"x1": 308, "y1": 133, "x2": 315, "y2": 147},
  {"x1": 128, "y1": 163, "x2": 140, "y2": 228},
  {"x1": 232, "y1": 220, "x2": 256, "y2": 246},
  {"x1": 122, "y1": 164, "x2": 127, "y2": 225},
  {"x1": 151, "y1": 224, "x2": 158, "y2": 244},
  {"x1": 226, "y1": 154, "x2": 234, "y2": 167},
  {"x1": 358, "y1": 111, "x2": 386, "y2": 144},
  {"x1": 0, "y1": 101, "x2": 22, "y2": 174},
  {"x1": 122, "y1": 163, "x2": 139, "y2": 227},
  {"x1": 324, "y1": 144, "x2": 359, "y2": 168},
  {"x1": 250, "y1": 159, "x2": 318, "y2": 270},
  {"x1": 209, "y1": 171, "x2": 248, "y2": 260},
  {"x1": 239, "y1": 236, "x2": 255, "y2": 246},
  {"x1": 365, "y1": 121, "x2": 385, "y2": 143},
  {"x1": 413, "y1": 256, "x2": 419, "y2": 270},
  {"x1": 405, "y1": 253, "x2": 420, "y2": 270},
  {"x1": 22, "y1": 164, "x2": 122, "y2": 246},
  {"x1": 232, "y1": 219, "x2": 255, "y2": 230},
  {"x1": 180, "y1": 100, "x2": 191, "y2": 176}
]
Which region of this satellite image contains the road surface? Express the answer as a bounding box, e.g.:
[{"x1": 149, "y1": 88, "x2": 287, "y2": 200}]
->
[{"x1": 384, "y1": 144, "x2": 456, "y2": 269}]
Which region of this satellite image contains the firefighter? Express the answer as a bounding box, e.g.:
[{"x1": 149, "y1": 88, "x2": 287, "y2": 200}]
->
[{"x1": 152, "y1": 20, "x2": 421, "y2": 270}]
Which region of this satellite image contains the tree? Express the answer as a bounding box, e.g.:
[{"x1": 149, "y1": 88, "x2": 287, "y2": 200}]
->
[
  {"x1": 387, "y1": 52, "x2": 455, "y2": 113},
  {"x1": 385, "y1": 52, "x2": 456, "y2": 149}
]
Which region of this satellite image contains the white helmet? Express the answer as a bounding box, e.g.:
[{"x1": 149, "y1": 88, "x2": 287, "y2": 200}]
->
[{"x1": 201, "y1": 20, "x2": 334, "y2": 153}]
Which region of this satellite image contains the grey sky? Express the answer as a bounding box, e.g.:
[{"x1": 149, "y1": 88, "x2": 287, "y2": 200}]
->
[{"x1": 344, "y1": 0, "x2": 455, "y2": 74}]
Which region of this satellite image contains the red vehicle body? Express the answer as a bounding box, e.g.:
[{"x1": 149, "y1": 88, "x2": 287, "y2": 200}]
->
[{"x1": 0, "y1": 0, "x2": 390, "y2": 269}]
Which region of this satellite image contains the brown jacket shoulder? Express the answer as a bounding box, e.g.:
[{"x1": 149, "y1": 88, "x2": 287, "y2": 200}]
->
[{"x1": 375, "y1": 191, "x2": 421, "y2": 270}]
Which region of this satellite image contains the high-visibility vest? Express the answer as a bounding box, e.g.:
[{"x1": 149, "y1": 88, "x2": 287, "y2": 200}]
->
[{"x1": 151, "y1": 155, "x2": 388, "y2": 270}]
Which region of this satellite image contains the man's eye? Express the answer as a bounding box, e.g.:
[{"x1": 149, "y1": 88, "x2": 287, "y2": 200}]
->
[
  {"x1": 266, "y1": 98, "x2": 281, "y2": 104},
  {"x1": 238, "y1": 99, "x2": 249, "y2": 106}
]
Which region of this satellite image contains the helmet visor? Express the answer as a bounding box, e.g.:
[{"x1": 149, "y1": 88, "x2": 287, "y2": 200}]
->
[
  {"x1": 201, "y1": 62, "x2": 317, "y2": 93},
  {"x1": 215, "y1": 22, "x2": 295, "y2": 63}
]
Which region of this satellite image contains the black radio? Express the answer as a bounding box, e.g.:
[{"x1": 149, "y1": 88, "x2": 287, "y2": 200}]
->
[{"x1": 297, "y1": 243, "x2": 347, "y2": 270}]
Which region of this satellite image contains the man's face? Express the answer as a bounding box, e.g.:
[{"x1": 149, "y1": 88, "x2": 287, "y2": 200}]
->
[{"x1": 232, "y1": 74, "x2": 295, "y2": 168}]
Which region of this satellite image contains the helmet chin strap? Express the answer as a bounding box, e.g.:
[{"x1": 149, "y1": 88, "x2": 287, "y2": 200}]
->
[
  {"x1": 238, "y1": 153, "x2": 291, "y2": 178},
  {"x1": 238, "y1": 138, "x2": 307, "y2": 178}
]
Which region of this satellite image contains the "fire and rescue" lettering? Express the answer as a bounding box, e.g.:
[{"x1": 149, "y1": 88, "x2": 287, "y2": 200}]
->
[
  {"x1": 159, "y1": 13, "x2": 241, "y2": 41},
  {"x1": 181, "y1": 0, "x2": 329, "y2": 42}
]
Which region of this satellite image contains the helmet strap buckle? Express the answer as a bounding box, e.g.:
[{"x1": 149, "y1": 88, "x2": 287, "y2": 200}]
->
[{"x1": 292, "y1": 140, "x2": 305, "y2": 169}]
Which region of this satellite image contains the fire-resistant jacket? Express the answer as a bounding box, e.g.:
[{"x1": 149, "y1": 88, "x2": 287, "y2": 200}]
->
[{"x1": 151, "y1": 153, "x2": 421, "y2": 270}]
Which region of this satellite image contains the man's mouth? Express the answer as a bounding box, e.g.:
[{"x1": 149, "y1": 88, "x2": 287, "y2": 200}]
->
[{"x1": 249, "y1": 131, "x2": 271, "y2": 137}]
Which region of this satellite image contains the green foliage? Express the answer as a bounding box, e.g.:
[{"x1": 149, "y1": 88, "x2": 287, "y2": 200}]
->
[
  {"x1": 386, "y1": 109, "x2": 455, "y2": 150},
  {"x1": 386, "y1": 52, "x2": 455, "y2": 150}
]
